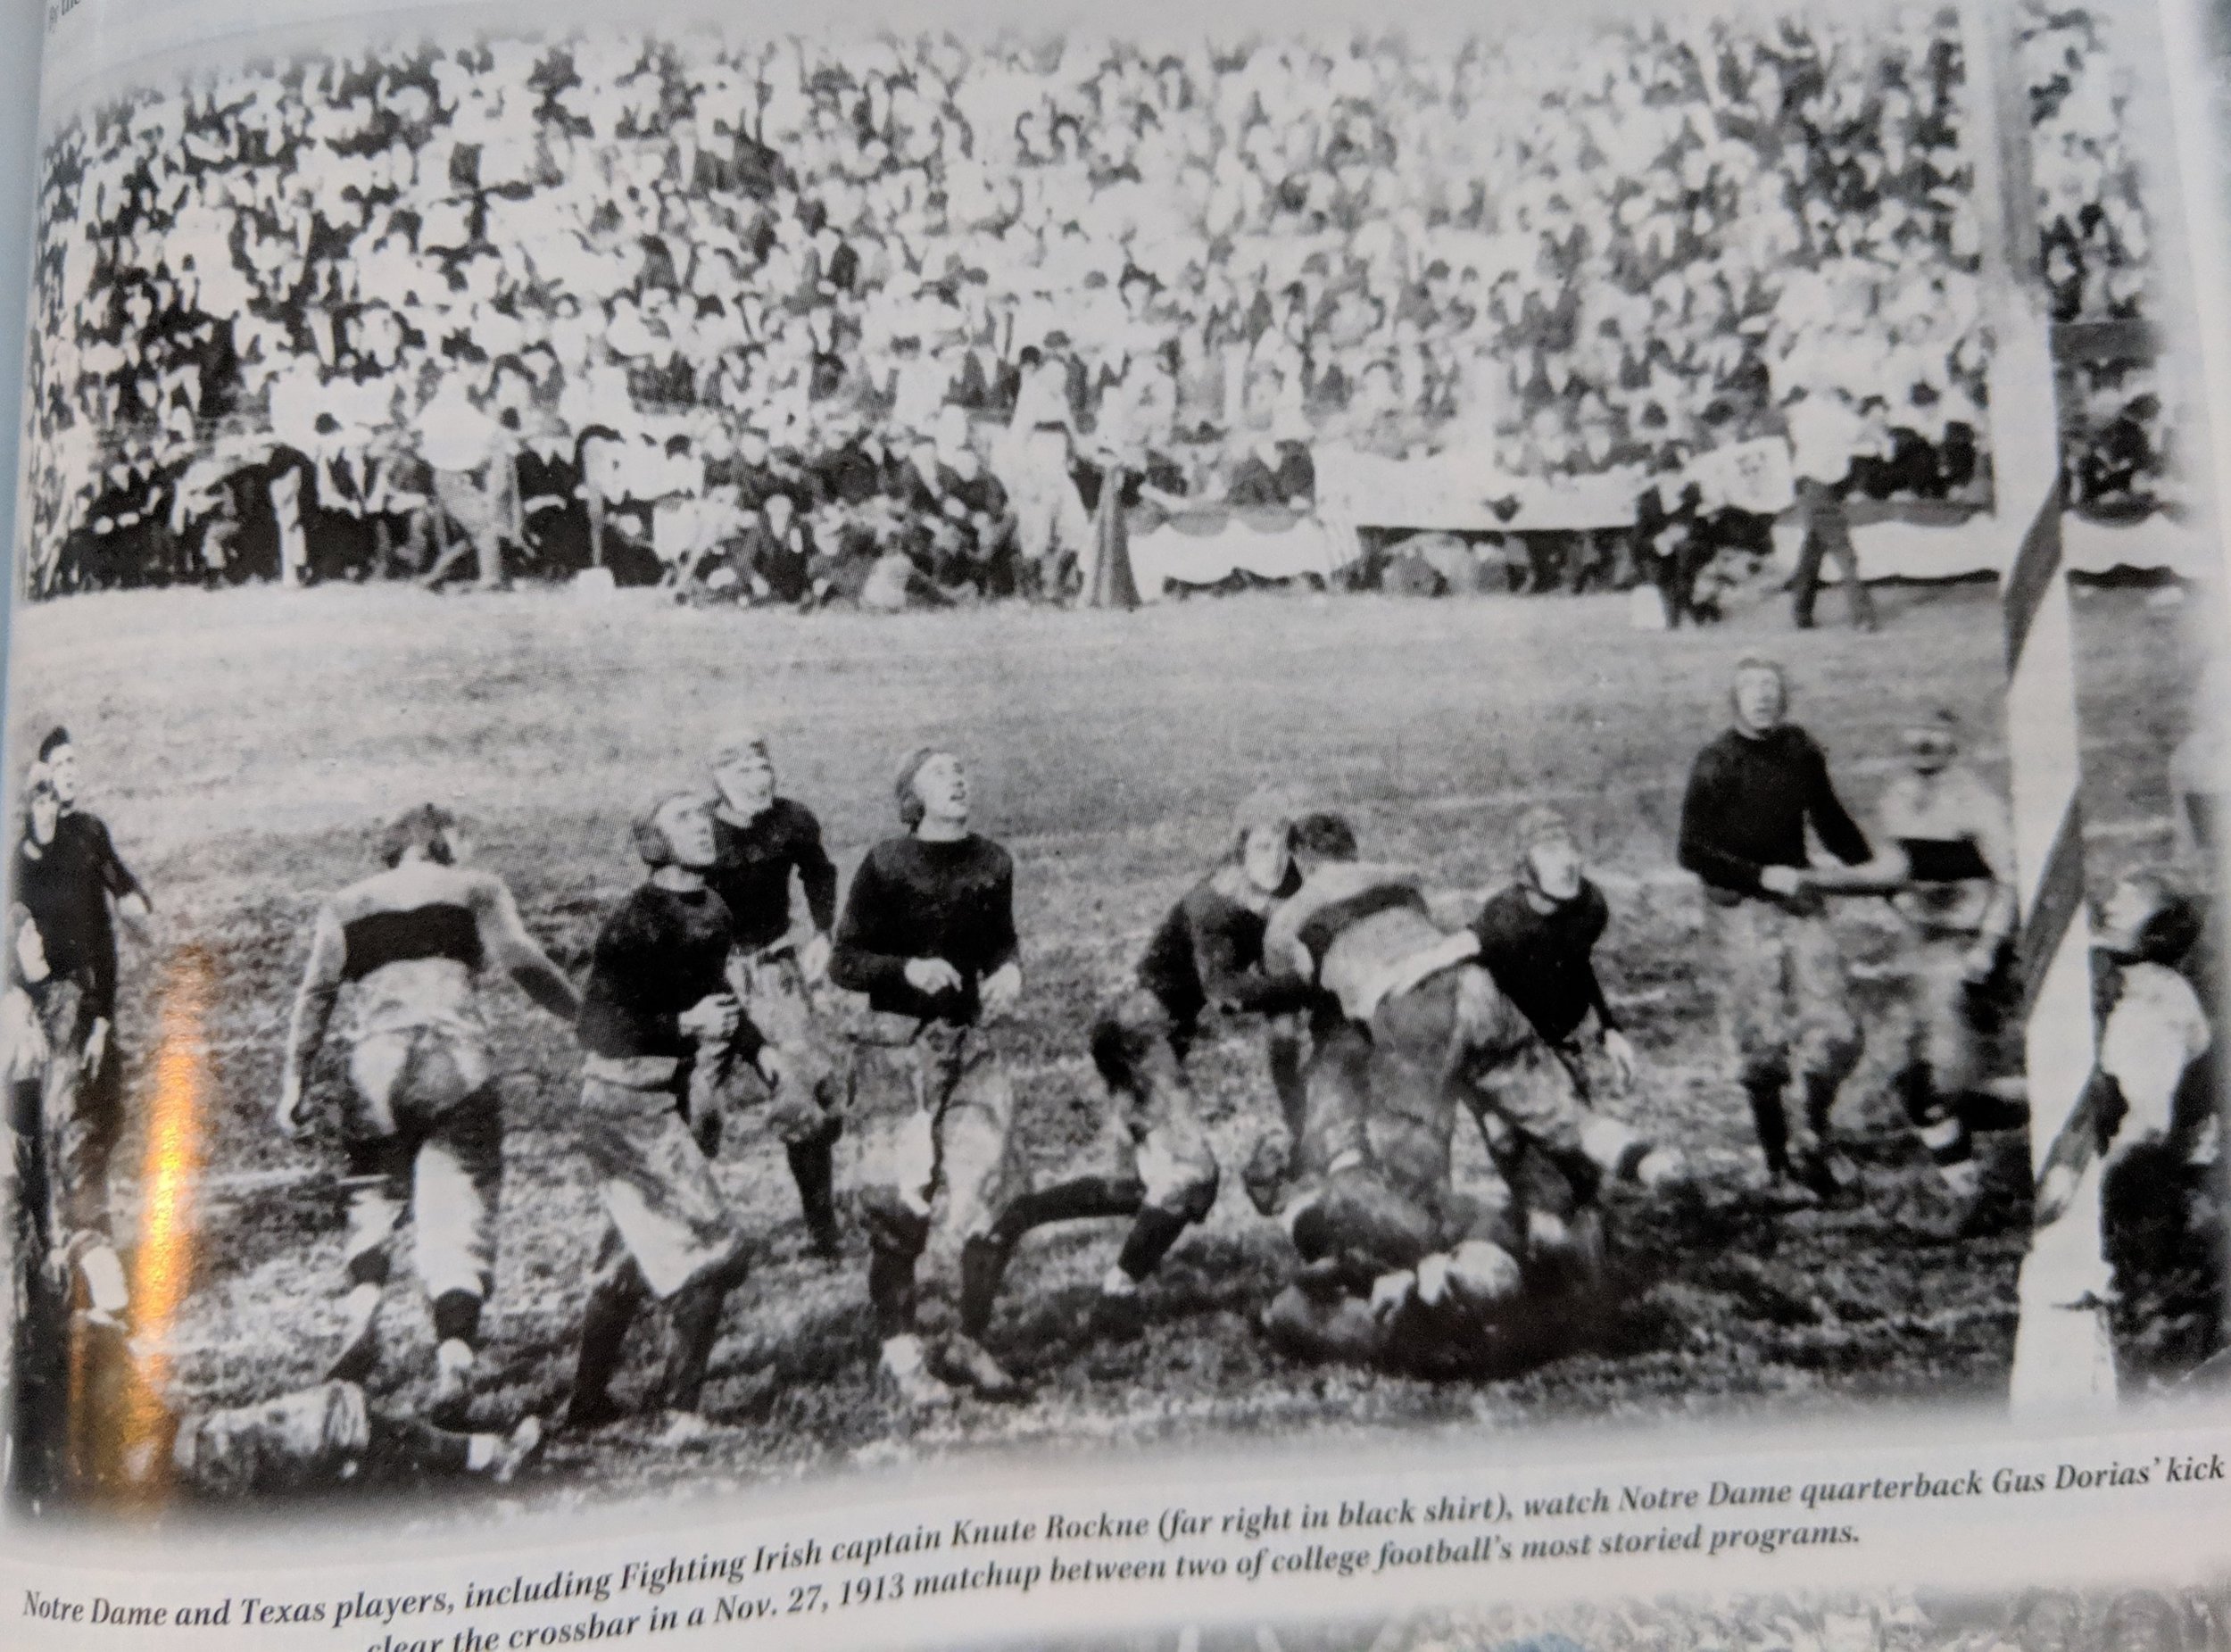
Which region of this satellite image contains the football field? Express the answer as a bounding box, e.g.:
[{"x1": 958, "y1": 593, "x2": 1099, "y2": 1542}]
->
[{"x1": 6, "y1": 576, "x2": 2194, "y2": 1509}]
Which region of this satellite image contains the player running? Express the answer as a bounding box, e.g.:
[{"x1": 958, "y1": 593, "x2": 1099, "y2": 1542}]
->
[
  {"x1": 833, "y1": 748, "x2": 1027, "y2": 1406},
  {"x1": 563, "y1": 792, "x2": 764, "y2": 1439},
  {"x1": 701, "y1": 733, "x2": 846, "y2": 1257},
  {"x1": 1677, "y1": 657, "x2": 1871, "y2": 1197},
  {"x1": 280, "y1": 805, "x2": 579, "y2": 1420},
  {"x1": 955, "y1": 786, "x2": 1315, "y2": 1346}
]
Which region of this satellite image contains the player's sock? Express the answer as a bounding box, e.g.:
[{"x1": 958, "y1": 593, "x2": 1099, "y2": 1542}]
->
[
  {"x1": 430, "y1": 1337, "x2": 477, "y2": 1424},
  {"x1": 958, "y1": 1236, "x2": 1014, "y2": 1340},
  {"x1": 994, "y1": 1175, "x2": 1147, "y2": 1239},
  {"x1": 1114, "y1": 1207, "x2": 1190, "y2": 1283},
  {"x1": 785, "y1": 1138, "x2": 841, "y2": 1256},
  {"x1": 565, "y1": 1265, "x2": 646, "y2": 1428},
  {"x1": 1743, "y1": 1073, "x2": 1792, "y2": 1177},
  {"x1": 369, "y1": 1411, "x2": 474, "y2": 1477},
  {"x1": 328, "y1": 1283, "x2": 384, "y2": 1383},
  {"x1": 660, "y1": 1268, "x2": 739, "y2": 1415},
  {"x1": 867, "y1": 1248, "x2": 919, "y2": 1341}
]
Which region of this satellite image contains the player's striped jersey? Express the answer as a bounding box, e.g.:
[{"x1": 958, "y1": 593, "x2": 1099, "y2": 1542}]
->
[{"x1": 294, "y1": 861, "x2": 537, "y2": 1044}]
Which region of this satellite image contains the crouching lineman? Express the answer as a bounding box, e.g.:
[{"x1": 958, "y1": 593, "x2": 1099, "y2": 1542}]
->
[
  {"x1": 833, "y1": 748, "x2": 1027, "y2": 1405},
  {"x1": 1804, "y1": 708, "x2": 2026, "y2": 1232},
  {"x1": 280, "y1": 806, "x2": 579, "y2": 1420},
  {"x1": 954, "y1": 786, "x2": 1315, "y2": 1344},
  {"x1": 1678, "y1": 657, "x2": 1871, "y2": 1197},
  {"x1": 1468, "y1": 807, "x2": 1649, "y2": 1161},
  {"x1": 564, "y1": 792, "x2": 764, "y2": 1440},
  {"x1": 702, "y1": 733, "x2": 846, "y2": 1257}
]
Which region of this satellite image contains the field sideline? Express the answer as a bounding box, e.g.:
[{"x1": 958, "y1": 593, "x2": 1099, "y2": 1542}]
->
[{"x1": 5, "y1": 578, "x2": 2196, "y2": 1510}]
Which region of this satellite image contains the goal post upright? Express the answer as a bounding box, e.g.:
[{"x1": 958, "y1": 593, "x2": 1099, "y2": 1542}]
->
[{"x1": 1956, "y1": 0, "x2": 2114, "y2": 1415}]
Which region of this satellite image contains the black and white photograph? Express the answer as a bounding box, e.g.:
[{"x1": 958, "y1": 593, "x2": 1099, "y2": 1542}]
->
[
  {"x1": 983, "y1": 1575, "x2": 2231, "y2": 1652},
  {"x1": 3, "y1": 0, "x2": 2226, "y2": 1519}
]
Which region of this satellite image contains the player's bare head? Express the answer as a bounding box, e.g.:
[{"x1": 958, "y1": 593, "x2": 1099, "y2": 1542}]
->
[
  {"x1": 380, "y1": 803, "x2": 463, "y2": 868},
  {"x1": 1731, "y1": 658, "x2": 1787, "y2": 735},
  {"x1": 1232, "y1": 784, "x2": 1303, "y2": 891},
  {"x1": 21, "y1": 766, "x2": 60, "y2": 845},
  {"x1": 37, "y1": 726, "x2": 77, "y2": 804},
  {"x1": 1291, "y1": 811, "x2": 1358, "y2": 870},
  {"x1": 2096, "y1": 867, "x2": 2203, "y2": 967},
  {"x1": 895, "y1": 747, "x2": 968, "y2": 833},
  {"x1": 1901, "y1": 706, "x2": 1960, "y2": 776},
  {"x1": 711, "y1": 733, "x2": 775, "y2": 816},
  {"x1": 634, "y1": 790, "x2": 718, "y2": 871},
  {"x1": 1514, "y1": 804, "x2": 1583, "y2": 901}
]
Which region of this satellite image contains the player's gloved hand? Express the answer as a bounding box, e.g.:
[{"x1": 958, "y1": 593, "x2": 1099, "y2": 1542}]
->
[
  {"x1": 275, "y1": 1075, "x2": 312, "y2": 1141},
  {"x1": 679, "y1": 993, "x2": 741, "y2": 1044},
  {"x1": 904, "y1": 957, "x2": 965, "y2": 997},
  {"x1": 981, "y1": 962, "x2": 1023, "y2": 1016},
  {"x1": 1600, "y1": 1027, "x2": 1638, "y2": 1091},
  {"x1": 800, "y1": 932, "x2": 833, "y2": 984},
  {"x1": 1759, "y1": 866, "x2": 1819, "y2": 912}
]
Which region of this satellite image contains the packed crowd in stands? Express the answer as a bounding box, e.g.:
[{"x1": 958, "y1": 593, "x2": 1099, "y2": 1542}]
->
[{"x1": 19, "y1": 7, "x2": 2171, "y2": 602}]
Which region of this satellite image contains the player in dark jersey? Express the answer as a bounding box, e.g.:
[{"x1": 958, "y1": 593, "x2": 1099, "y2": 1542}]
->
[
  {"x1": 833, "y1": 748, "x2": 1025, "y2": 1406},
  {"x1": 563, "y1": 791, "x2": 763, "y2": 1440},
  {"x1": 959, "y1": 788, "x2": 1314, "y2": 1343},
  {"x1": 701, "y1": 733, "x2": 845, "y2": 1256},
  {"x1": 1678, "y1": 658, "x2": 1871, "y2": 1196},
  {"x1": 280, "y1": 805, "x2": 579, "y2": 1421},
  {"x1": 1467, "y1": 806, "x2": 1657, "y2": 1182},
  {"x1": 11, "y1": 767, "x2": 130, "y2": 1326},
  {"x1": 24, "y1": 726, "x2": 150, "y2": 1027}
]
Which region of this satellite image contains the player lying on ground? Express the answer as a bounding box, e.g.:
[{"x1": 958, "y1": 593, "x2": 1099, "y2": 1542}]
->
[
  {"x1": 1679, "y1": 656, "x2": 1871, "y2": 1199},
  {"x1": 701, "y1": 731, "x2": 847, "y2": 1257},
  {"x1": 67, "y1": 1312, "x2": 542, "y2": 1501},
  {"x1": 953, "y1": 785, "x2": 1317, "y2": 1349},
  {"x1": 833, "y1": 748, "x2": 1028, "y2": 1406},
  {"x1": 1796, "y1": 706, "x2": 2029, "y2": 1234},
  {"x1": 12, "y1": 760, "x2": 137, "y2": 1326},
  {"x1": 281, "y1": 805, "x2": 579, "y2": 1422},
  {"x1": 565, "y1": 792, "x2": 767, "y2": 1440}
]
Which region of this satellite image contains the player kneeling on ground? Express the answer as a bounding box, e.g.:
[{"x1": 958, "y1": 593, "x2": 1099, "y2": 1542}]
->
[
  {"x1": 963, "y1": 786, "x2": 1317, "y2": 1342},
  {"x1": 701, "y1": 732, "x2": 846, "y2": 1257},
  {"x1": 280, "y1": 805, "x2": 579, "y2": 1422},
  {"x1": 564, "y1": 792, "x2": 767, "y2": 1440},
  {"x1": 833, "y1": 748, "x2": 1027, "y2": 1406}
]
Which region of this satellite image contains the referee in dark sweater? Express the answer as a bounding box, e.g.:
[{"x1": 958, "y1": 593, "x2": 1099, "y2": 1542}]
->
[
  {"x1": 1678, "y1": 658, "x2": 1871, "y2": 1194},
  {"x1": 834, "y1": 748, "x2": 1026, "y2": 1407}
]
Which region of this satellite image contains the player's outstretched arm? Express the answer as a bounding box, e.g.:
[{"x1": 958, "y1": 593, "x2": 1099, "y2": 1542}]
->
[
  {"x1": 474, "y1": 876, "x2": 581, "y2": 1023},
  {"x1": 279, "y1": 904, "x2": 346, "y2": 1137}
]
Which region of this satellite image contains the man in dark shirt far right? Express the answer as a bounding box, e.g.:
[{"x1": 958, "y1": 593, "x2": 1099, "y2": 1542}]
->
[{"x1": 1677, "y1": 658, "x2": 1871, "y2": 1196}]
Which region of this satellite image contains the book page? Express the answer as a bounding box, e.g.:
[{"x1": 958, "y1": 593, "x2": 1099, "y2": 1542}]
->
[{"x1": 5, "y1": 0, "x2": 2231, "y2": 1647}]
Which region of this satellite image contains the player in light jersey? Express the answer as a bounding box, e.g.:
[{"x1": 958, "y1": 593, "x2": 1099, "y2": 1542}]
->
[
  {"x1": 280, "y1": 806, "x2": 579, "y2": 1420},
  {"x1": 1800, "y1": 709, "x2": 2024, "y2": 1229},
  {"x1": 2030, "y1": 870, "x2": 2217, "y2": 1352}
]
